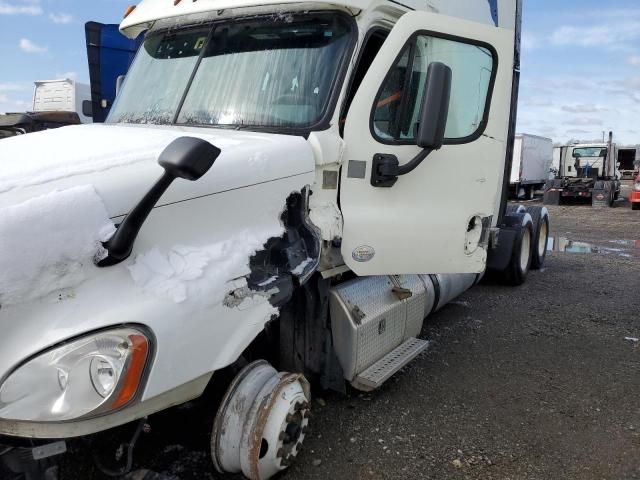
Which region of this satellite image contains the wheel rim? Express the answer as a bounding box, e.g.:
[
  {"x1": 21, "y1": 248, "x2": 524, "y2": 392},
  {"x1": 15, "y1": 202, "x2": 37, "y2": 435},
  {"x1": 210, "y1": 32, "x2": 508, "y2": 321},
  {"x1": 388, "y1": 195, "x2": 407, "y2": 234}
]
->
[
  {"x1": 520, "y1": 227, "x2": 531, "y2": 272},
  {"x1": 212, "y1": 361, "x2": 310, "y2": 480},
  {"x1": 537, "y1": 220, "x2": 548, "y2": 258}
]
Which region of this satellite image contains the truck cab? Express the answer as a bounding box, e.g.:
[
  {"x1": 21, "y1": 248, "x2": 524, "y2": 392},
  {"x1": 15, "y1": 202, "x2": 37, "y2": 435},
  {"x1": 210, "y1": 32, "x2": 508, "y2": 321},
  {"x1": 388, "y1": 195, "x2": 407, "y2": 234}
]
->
[
  {"x1": 0, "y1": 1, "x2": 540, "y2": 479},
  {"x1": 563, "y1": 144, "x2": 614, "y2": 178},
  {"x1": 545, "y1": 137, "x2": 621, "y2": 207}
]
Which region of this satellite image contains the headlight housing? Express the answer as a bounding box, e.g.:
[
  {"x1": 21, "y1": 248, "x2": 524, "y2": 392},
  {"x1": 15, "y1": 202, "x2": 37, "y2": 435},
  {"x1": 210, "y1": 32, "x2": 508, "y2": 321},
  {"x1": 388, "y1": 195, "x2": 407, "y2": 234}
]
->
[{"x1": 0, "y1": 328, "x2": 151, "y2": 422}]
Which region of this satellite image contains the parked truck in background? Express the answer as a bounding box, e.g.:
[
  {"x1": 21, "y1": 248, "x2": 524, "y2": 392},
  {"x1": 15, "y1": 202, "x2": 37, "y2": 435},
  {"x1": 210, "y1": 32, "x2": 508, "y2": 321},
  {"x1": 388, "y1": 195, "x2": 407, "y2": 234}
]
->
[
  {"x1": 617, "y1": 146, "x2": 639, "y2": 180},
  {"x1": 0, "y1": 78, "x2": 92, "y2": 139},
  {"x1": 509, "y1": 133, "x2": 553, "y2": 199},
  {"x1": 544, "y1": 132, "x2": 621, "y2": 207},
  {"x1": 0, "y1": 1, "x2": 550, "y2": 479}
]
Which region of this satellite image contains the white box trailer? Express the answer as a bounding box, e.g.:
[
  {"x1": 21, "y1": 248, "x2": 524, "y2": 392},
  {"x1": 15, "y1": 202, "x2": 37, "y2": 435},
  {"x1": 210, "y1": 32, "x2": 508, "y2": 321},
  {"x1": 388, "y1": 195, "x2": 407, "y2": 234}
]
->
[
  {"x1": 32, "y1": 79, "x2": 92, "y2": 123},
  {"x1": 0, "y1": 1, "x2": 550, "y2": 479},
  {"x1": 509, "y1": 134, "x2": 553, "y2": 199}
]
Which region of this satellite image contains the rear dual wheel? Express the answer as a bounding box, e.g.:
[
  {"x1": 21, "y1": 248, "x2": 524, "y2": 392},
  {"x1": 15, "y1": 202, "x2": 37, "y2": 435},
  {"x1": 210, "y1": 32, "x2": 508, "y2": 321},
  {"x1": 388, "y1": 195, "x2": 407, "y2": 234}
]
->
[
  {"x1": 504, "y1": 217, "x2": 533, "y2": 286},
  {"x1": 523, "y1": 206, "x2": 550, "y2": 270}
]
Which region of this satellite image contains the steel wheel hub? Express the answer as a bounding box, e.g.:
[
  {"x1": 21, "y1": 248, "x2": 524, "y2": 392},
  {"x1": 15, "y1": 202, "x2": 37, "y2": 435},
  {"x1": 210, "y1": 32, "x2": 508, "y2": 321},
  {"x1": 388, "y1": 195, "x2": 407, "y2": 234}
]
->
[{"x1": 211, "y1": 360, "x2": 310, "y2": 480}]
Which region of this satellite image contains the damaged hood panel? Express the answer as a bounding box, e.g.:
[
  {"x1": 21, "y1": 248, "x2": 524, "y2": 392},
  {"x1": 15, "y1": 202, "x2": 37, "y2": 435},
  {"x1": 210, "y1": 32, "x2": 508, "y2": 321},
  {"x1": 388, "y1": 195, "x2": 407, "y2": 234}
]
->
[{"x1": 0, "y1": 123, "x2": 314, "y2": 217}]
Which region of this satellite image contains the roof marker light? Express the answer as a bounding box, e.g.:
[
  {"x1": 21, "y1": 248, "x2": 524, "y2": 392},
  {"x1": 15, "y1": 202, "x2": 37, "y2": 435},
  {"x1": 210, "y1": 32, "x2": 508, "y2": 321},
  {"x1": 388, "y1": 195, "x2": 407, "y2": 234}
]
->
[{"x1": 123, "y1": 5, "x2": 136, "y2": 18}]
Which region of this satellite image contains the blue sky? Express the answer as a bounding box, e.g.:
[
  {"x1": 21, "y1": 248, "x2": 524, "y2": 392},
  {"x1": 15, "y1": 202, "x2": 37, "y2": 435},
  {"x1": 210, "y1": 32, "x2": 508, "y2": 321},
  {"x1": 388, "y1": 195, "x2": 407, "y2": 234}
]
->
[{"x1": 0, "y1": 0, "x2": 639, "y2": 145}]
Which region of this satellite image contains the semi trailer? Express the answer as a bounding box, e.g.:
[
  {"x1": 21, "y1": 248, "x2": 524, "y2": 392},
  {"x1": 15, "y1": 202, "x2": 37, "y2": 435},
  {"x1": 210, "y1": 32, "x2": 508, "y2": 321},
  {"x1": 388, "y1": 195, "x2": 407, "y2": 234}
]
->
[
  {"x1": 0, "y1": 79, "x2": 92, "y2": 139},
  {"x1": 544, "y1": 132, "x2": 621, "y2": 207},
  {"x1": 509, "y1": 133, "x2": 553, "y2": 199},
  {"x1": 0, "y1": 1, "x2": 549, "y2": 479},
  {"x1": 618, "y1": 147, "x2": 638, "y2": 180}
]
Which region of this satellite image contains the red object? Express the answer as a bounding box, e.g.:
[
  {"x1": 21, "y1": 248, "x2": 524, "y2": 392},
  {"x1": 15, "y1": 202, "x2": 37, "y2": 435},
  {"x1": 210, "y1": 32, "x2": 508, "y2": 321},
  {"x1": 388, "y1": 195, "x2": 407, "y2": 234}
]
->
[{"x1": 631, "y1": 175, "x2": 640, "y2": 208}]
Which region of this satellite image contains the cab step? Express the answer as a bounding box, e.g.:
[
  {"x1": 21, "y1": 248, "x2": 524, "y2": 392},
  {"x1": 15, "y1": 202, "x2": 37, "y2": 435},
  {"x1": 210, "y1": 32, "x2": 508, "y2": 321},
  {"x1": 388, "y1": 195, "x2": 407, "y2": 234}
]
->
[{"x1": 352, "y1": 337, "x2": 430, "y2": 391}]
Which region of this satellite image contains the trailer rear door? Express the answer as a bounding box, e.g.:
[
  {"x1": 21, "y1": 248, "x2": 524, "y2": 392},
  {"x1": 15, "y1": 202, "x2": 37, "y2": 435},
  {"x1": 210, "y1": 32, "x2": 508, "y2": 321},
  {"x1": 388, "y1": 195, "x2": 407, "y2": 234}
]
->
[{"x1": 340, "y1": 11, "x2": 514, "y2": 275}]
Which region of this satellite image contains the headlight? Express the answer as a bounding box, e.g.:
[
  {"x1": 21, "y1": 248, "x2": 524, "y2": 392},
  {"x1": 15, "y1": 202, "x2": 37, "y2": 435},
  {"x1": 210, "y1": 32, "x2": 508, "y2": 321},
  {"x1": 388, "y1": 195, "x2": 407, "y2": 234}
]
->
[
  {"x1": 634, "y1": 182, "x2": 640, "y2": 192},
  {"x1": 0, "y1": 328, "x2": 150, "y2": 422}
]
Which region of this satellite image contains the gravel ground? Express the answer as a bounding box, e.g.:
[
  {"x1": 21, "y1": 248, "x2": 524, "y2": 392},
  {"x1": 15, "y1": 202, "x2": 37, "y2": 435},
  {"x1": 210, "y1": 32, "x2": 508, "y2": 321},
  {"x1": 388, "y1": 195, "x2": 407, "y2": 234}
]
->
[{"x1": 60, "y1": 192, "x2": 640, "y2": 480}]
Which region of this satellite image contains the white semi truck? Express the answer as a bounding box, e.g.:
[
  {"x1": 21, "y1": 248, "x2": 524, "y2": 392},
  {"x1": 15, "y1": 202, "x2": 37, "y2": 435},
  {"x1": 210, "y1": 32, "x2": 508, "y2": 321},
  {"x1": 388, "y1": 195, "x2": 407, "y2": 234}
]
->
[
  {"x1": 545, "y1": 132, "x2": 621, "y2": 207},
  {"x1": 0, "y1": 79, "x2": 92, "y2": 139},
  {"x1": 0, "y1": 1, "x2": 548, "y2": 479}
]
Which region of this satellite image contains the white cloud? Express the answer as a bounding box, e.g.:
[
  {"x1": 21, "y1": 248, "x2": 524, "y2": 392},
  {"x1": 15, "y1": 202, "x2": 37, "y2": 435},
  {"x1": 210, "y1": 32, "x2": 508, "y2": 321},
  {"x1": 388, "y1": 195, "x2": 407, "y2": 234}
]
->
[
  {"x1": 561, "y1": 104, "x2": 608, "y2": 114},
  {"x1": 570, "y1": 117, "x2": 604, "y2": 126},
  {"x1": 521, "y1": 32, "x2": 539, "y2": 51},
  {"x1": 0, "y1": 0, "x2": 41, "y2": 15},
  {"x1": 49, "y1": 12, "x2": 72, "y2": 24},
  {"x1": 0, "y1": 82, "x2": 31, "y2": 93},
  {"x1": 629, "y1": 56, "x2": 640, "y2": 67},
  {"x1": 550, "y1": 21, "x2": 640, "y2": 50},
  {"x1": 19, "y1": 38, "x2": 47, "y2": 54}
]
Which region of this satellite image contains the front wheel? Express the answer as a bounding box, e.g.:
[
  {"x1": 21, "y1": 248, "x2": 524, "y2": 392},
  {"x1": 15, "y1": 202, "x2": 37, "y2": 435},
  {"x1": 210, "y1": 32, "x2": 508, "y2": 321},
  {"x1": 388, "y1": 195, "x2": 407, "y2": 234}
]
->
[{"x1": 211, "y1": 361, "x2": 311, "y2": 480}]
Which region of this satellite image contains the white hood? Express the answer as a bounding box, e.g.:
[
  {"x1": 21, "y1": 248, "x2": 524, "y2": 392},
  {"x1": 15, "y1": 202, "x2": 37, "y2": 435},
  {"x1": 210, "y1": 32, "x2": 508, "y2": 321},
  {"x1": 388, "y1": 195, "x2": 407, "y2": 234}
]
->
[{"x1": 0, "y1": 123, "x2": 314, "y2": 217}]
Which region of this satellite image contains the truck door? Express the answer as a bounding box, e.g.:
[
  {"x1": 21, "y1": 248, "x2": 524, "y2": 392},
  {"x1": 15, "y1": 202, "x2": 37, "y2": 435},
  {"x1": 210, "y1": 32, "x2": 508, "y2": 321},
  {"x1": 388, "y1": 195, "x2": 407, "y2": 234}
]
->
[{"x1": 340, "y1": 11, "x2": 515, "y2": 275}]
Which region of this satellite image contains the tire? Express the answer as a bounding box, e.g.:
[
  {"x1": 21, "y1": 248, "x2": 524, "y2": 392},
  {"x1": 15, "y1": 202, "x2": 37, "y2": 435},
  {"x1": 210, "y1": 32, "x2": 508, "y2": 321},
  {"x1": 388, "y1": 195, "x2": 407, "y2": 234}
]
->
[
  {"x1": 633, "y1": 203, "x2": 640, "y2": 211},
  {"x1": 504, "y1": 218, "x2": 534, "y2": 286},
  {"x1": 524, "y1": 206, "x2": 549, "y2": 269},
  {"x1": 506, "y1": 204, "x2": 525, "y2": 215}
]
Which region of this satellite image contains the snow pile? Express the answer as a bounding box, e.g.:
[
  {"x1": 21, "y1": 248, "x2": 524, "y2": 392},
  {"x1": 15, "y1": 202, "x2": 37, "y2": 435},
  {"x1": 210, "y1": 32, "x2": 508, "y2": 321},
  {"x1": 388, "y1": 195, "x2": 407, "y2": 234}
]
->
[
  {"x1": 0, "y1": 124, "x2": 239, "y2": 194},
  {"x1": 127, "y1": 228, "x2": 283, "y2": 304},
  {"x1": 0, "y1": 185, "x2": 115, "y2": 305},
  {"x1": 291, "y1": 257, "x2": 313, "y2": 276}
]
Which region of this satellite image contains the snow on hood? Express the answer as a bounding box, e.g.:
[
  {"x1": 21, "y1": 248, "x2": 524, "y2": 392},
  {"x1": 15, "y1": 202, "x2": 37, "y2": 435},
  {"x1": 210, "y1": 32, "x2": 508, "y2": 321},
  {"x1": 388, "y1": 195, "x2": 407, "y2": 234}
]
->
[
  {"x1": 0, "y1": 124, "x2": 214, "y2": 194},
  {"x1": 0, "y1": 185, "x2": 115, "y2": 305},
  {"x1": 0, "y1": 123, "x2": 314, "y2": 305},
  {"x1": 0, "y1": 123, "x2": 314, "y2": 216}
]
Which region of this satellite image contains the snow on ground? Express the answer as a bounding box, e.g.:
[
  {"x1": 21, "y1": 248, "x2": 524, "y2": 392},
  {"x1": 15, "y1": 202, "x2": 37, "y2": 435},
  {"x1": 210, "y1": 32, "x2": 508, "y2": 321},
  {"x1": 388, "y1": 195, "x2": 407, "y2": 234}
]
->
[
  {"x1": 0, "y1": 185, "x2": 115, "y2": 305},
  {"x1": 127, "y1": 227, "x2": 283, "y2": 305}
]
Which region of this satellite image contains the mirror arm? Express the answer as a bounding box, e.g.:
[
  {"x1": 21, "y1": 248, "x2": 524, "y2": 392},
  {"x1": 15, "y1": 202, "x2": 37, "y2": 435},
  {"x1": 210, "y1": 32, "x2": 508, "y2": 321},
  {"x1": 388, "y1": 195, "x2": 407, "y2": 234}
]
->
[
  {"x1": 98, "y1": 171, "x2": 176, "y2": 267},
  {"x1": 396, "y1": 148, "x2": 433, "y2": 176}
]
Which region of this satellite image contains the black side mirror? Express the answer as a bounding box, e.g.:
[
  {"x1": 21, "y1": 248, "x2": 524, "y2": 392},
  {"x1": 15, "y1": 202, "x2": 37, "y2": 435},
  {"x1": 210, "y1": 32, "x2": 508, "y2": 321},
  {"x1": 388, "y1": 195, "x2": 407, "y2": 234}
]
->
[
  {"x1": 371, "y1": 61, "x2": 452, "y2": 188},
  {"x1": 98, "y1": 137, "x2": 221, "y2": 267},
  {"x1": 82, "y1": 100, "x2": 93, "y2": 118},
  {"x1": 416, "y1": 62, "x2": 452, "y2": 149}
]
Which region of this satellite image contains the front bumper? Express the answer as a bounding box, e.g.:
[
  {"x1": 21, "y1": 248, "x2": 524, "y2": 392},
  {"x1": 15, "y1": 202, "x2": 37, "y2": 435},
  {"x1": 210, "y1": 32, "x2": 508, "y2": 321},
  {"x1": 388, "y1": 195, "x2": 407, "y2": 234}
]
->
[{"x1": 630, "y1": 191, "x2": 640, "y2": 204}]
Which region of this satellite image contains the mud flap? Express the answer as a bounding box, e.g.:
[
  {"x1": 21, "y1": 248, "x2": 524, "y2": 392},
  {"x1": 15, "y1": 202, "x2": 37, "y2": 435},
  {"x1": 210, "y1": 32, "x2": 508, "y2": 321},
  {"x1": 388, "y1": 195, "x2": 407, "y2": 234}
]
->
[
  {"x1": 591, "y1": 183, "x2": 611, "y2": 208},
  {"x1": 486, "y1": 227, "x2": 518, "y2": 271}
]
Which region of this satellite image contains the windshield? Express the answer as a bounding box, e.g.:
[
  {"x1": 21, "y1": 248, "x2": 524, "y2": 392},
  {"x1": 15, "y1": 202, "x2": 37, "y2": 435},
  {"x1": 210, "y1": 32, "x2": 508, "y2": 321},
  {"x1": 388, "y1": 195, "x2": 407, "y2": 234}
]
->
[
  {"x1": 107, "y1": 13, "x2": 354, "y2": 130},
  {"x1": 572, "y1": 147, "x2": 607, "y2": 158}
]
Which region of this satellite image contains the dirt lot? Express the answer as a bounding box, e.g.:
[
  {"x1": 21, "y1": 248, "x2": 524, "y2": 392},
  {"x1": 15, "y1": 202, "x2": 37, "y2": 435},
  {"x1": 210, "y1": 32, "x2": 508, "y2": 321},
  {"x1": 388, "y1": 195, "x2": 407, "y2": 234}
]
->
[{"x1": 61, "y1": 193, "x2": 640, "y2": 480}]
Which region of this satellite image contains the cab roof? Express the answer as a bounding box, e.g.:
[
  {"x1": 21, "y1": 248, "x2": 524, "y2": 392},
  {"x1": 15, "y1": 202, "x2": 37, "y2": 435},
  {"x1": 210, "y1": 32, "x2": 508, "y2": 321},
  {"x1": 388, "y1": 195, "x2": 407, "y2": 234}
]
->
[{"x1": 120, "y1": 0, "x2": 378, "y2": 37}]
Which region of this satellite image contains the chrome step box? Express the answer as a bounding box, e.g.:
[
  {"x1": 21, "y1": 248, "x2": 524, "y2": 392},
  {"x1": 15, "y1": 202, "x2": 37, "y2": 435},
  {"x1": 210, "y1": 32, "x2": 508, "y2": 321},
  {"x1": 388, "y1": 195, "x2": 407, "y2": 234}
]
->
[
  {"x1": 353, "y1": 337, "x2": 430, "y2": 391},
  {"x1": 329, "y1": 275, "x2": 435, "y2": 385}
]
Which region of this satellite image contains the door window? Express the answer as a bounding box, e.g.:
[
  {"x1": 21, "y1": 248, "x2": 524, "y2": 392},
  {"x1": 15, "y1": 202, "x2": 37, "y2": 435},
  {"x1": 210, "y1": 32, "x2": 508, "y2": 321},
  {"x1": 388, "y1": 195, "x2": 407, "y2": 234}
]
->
[{"x1": 372, "y1": 34, "x2": 495, "y2": 144}]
